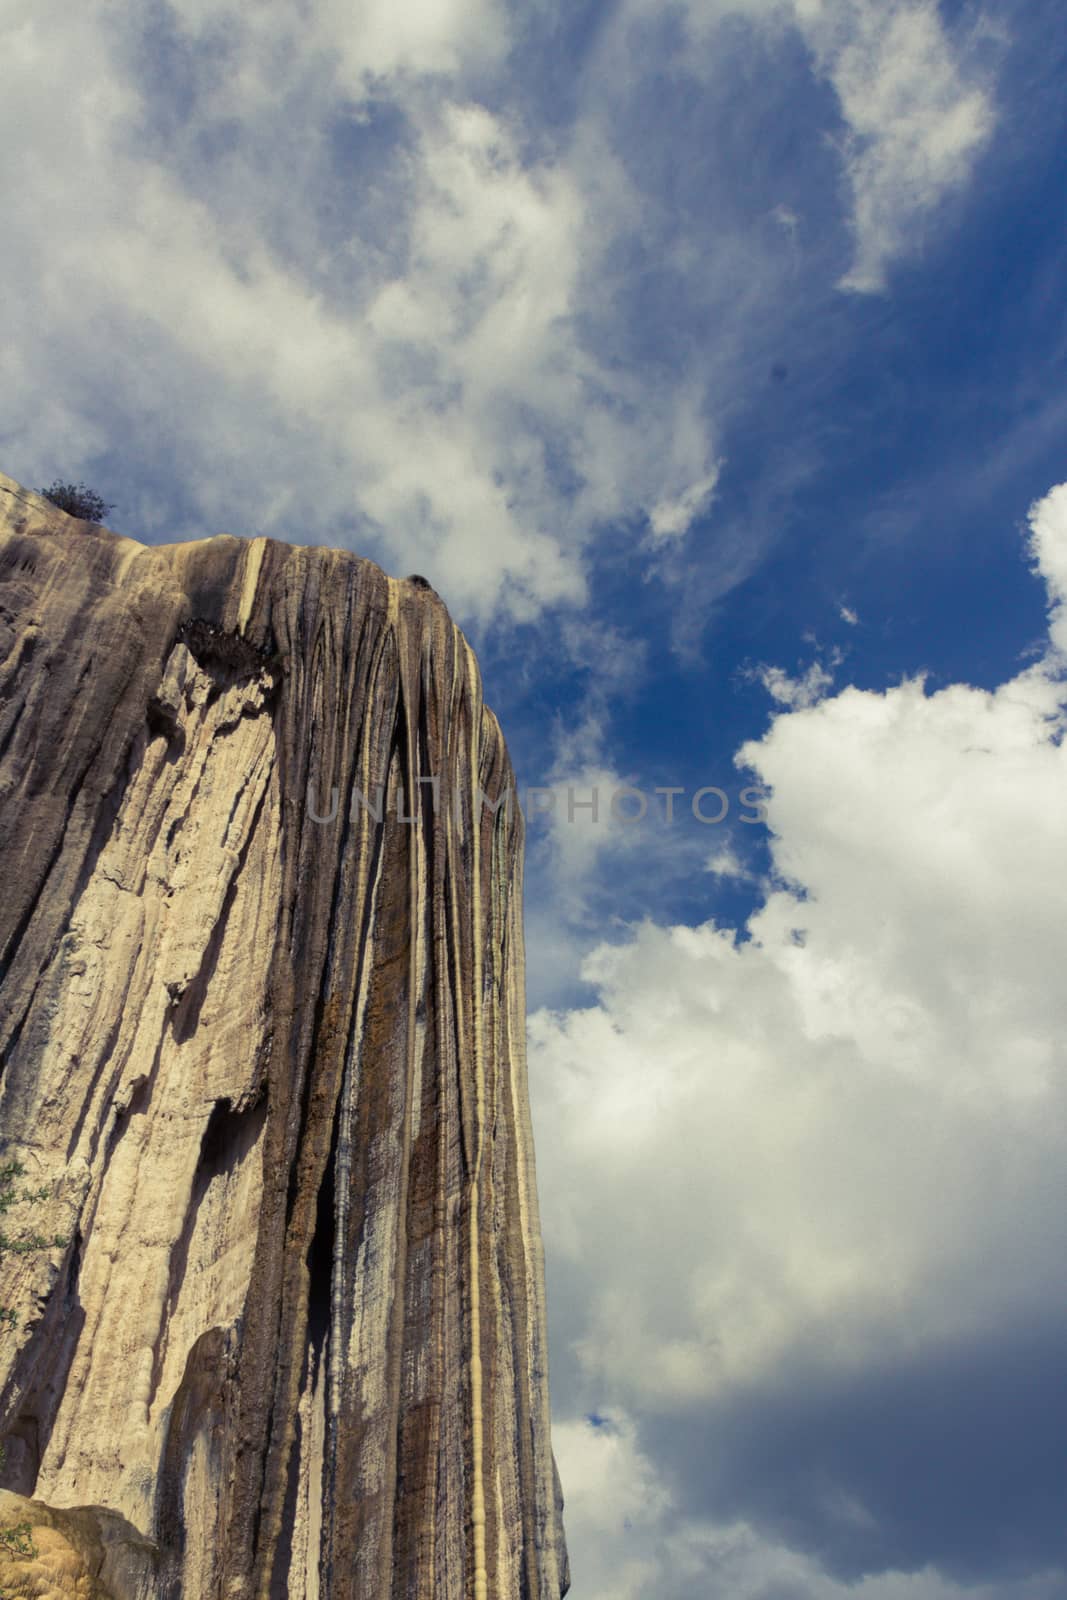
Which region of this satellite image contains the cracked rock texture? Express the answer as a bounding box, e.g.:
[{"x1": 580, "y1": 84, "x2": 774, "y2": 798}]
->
[{"x1": 0, "y1": 473, "x2": 569, "y2": 1600}]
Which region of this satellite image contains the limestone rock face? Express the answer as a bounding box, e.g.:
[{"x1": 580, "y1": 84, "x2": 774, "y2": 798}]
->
[{"x1": 0, "y1": 473, "x2": 569, "y2": 1600}]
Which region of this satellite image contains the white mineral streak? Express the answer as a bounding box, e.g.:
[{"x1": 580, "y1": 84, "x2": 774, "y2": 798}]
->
[
  {"x1": 464, "y1": 638, "x2": 489, "y2": 1600},
  {"x1": 337, "y1": 667, "x2": 390, "y2": 1403},
  {"x1": 488, "y1": 793, "x2": 521, "y2": 1600},
  {"x1": 291, "y1": 1334, "x2": 327, "y2": 1600},
  {"x1": 237, "y1": 536, "x2": 268, "y2": 636}
]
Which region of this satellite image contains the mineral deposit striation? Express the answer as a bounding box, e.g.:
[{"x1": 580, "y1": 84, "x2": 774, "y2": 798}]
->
[{"x1": 0, "y1": 472, "x2": 569, "y2": 1600}]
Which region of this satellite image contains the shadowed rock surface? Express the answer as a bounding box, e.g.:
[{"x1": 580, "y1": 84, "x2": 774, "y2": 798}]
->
[{"x1": 0, "y1": 472, "x2": 569, "y2": 1600}]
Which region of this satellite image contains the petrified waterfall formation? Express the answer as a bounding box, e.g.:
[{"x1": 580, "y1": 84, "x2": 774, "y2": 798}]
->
[{"x1": 0, "y1": 472, "x2": 569, "y2": 1599}]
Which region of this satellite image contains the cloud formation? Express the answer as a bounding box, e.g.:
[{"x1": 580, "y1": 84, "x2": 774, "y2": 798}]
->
[
  {"x1": 556, "y1": 1404, "x2": 1067, "y2": 1600},
  {"x1": 661, "y1": 0, "x2": 996, "y2": 291},
  {"x1": 803, "y1": 0, "x2": 995, "y2": 292},
  {"x1": 1028, "y1": 481, "x2": 1067, "y2": 653},
  {"x1": 0, "y1": 0, "x2": 723, "y2": 620},
  {"x1": 531, "y1": 482, "x2": 1067, "y2": 1592},
  {"x1": 0, "y1": 0, "x2": 998, "y2": 625}
]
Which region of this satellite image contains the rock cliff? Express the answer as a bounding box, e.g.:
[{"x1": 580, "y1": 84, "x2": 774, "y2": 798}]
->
[{"x1": 0, "y1": 472, "x2": 569, "y2": 1600}]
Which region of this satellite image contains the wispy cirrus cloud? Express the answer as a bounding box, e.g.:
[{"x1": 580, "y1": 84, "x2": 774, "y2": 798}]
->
[
  {"x1": 631, "y1": 0, "x2": 997, "y2": 292},
  {"x1": 818, "y1": 2, "x2": 995, "y2": 292},
  {"x1": 1028, "y1": 481, "x2": 1067, "y2": 653}
]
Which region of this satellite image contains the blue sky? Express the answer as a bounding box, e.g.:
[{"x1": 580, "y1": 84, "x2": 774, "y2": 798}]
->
[{"x1": 3, "y1": 2, "x2": 1067, "y2": 1595}]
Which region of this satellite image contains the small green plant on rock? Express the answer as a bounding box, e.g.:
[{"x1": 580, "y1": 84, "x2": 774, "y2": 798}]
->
[{"x1": 0, "y1": 1511, "x2": 36, "y2": 1558}]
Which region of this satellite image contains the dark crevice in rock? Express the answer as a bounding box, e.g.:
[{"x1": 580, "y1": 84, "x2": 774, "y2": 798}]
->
[
  {"x1": 443, "y1": 855, "x2": 472, "y2": 1187},
  {"x1": 0, "y1": 718, "x2": 140, "y2": 1067},
  {"x1": 88, "y1": 1015, "x2": 168, "y2": 1224},
  {"x1": 222, "y1": 736, "x2": 271, "y2": 838},
  {"x1": 0, "y1": 1410, "x2": 40, "y2": 1493},
  {"x1": 66, "y1": 1004, "x2": 125, "y2": 1163},
  {"x1": 170, "y1": 765, "x2": 272, "y2": 1045},
  {"x1": 0, "y1": 1006, "x2": 26, "y2": 1083},
  {"x1": 149, "y1": 1095, "x2": 268, "y2": 1416},
  {"x1": 315, "y1": 755, "x2": 394, "y2": 1591},
  {"x1": 100, "y1": 1074, "x2": 152, "y2": 1167},
  {"x1": 281, "y1": 715, "x2": 388, "y2": 1237},
  {"x1": 284, "y1": 986, "x2": 347, "y2": 1256},
  {"x1": 306, "y1": 989, "x2": 356, "y2": 1598},
  {"x1": 0, "y1": 537, "x2": 43, "y2": 583},
  {"x1": 156, "y1": 1325, "x2": 237, "y2": 1599},
  {"x1": 146, "y1": 695, "x2": 182, "y2": 746},
  {"x1": 66, "y1": 1228, "x2": 83, "y2": 1309},
  {"x1": 0, "y1": 811, "x2": 73, "y2": 1007},
  {"x1": 0, "y1": 1228, "x2": 87, "y2": 1495},
  {"x1": 0, "y1": 680, "x2": 28, "y2": 766},
  {"x1": 269, "y1": 1099, "x2": 339, "y2": 1598},
  {"x1": 156, "y1": 732, "x2": 214, "y2": 870},
  {"x1": 270, "y1": 1415, "x2": 303, "y2": 1600}
]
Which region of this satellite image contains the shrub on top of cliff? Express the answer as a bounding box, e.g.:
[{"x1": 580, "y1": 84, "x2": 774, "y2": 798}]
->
[{"x1": 39, "y1": 480, "x2": 115, "y2": 523}]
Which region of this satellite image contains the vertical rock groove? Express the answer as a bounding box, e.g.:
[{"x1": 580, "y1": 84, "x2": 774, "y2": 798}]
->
[{"x1": 0, "y1": 472, "x2": 569, "y2": 1600}]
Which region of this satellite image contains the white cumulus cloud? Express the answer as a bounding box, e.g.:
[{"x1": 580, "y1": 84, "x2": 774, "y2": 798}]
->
[
  {"x1": 1028, "y1": 481, "x2": 1067, "y2": 655},
  {"x1": 533, "y1": 483, "x2": 1067, "y2": 1588}
]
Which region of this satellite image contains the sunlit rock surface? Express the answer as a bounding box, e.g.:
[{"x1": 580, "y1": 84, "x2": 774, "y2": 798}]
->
[{"x1": 0, "y1": 472, "x2": 569, "y2": 1600}]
